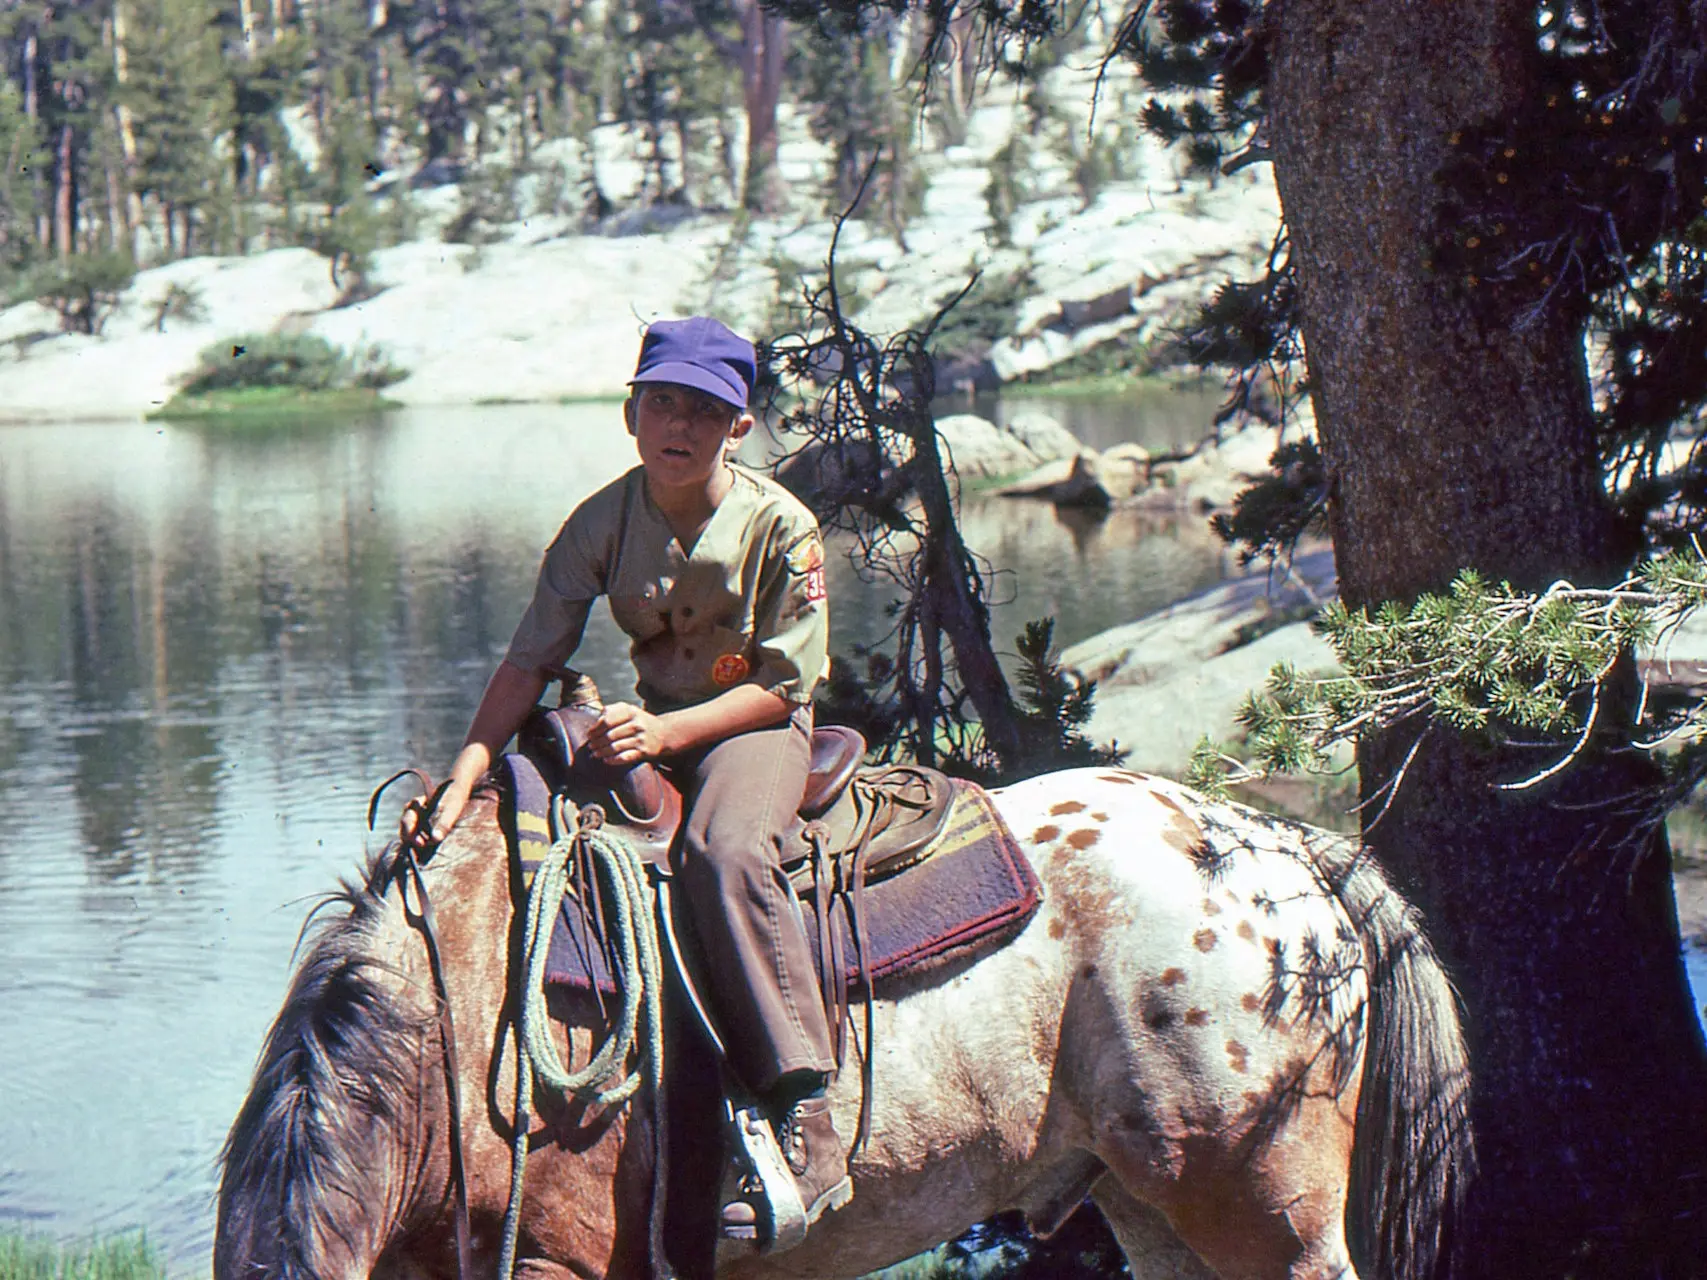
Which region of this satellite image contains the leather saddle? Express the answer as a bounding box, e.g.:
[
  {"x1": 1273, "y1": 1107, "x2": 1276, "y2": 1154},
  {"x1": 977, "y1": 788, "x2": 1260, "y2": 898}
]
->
[{"x1": 515, "y1": 704, "x2": 956, "y2": 885}]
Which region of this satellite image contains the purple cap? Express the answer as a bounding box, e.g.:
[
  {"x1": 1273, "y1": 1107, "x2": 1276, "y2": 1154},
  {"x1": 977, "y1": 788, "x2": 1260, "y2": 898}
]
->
[{"x1": 628, "y1": 316, "x2": 756, "y2": 410}]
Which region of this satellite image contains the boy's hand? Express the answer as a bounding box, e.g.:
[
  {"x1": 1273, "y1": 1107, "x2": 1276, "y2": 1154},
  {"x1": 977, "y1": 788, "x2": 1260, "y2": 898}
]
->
[
  {"x1": 588, "y1": 702, "x2": 674, "y2": 765},
  {"x1": 398, "y1": 743, "x2": 492, "y2": 852},
  {"x1": 398, "y1": 775, "x2": 472, "y2": 852}
]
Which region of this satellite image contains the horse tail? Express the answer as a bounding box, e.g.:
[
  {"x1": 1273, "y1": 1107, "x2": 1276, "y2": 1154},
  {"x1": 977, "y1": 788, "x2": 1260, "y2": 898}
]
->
[
  {"x1": 1317, "y1": 837, "x2": 1475, "y2": 1280},
  {"x1": 216, "y1": 854, "x2": 431, "y2": 1280}
]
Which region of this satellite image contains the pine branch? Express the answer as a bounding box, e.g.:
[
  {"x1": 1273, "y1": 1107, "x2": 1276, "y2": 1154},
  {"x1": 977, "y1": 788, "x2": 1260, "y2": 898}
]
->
[{"x1": 1185, "y1": 551, "x2": 1707, "y2": 801}]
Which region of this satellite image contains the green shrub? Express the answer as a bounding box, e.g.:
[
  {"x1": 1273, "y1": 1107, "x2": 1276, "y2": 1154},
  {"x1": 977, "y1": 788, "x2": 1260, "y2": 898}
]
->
[
  {"x1": 0, "y1": 1231, "x2": 166, "y2": 1280},
  {"x1": 182, "y1": 333, "x2": 405, "y2": 395},
  {"x1": 25, "y1": 251, "x2": 136, "y2": 335}
]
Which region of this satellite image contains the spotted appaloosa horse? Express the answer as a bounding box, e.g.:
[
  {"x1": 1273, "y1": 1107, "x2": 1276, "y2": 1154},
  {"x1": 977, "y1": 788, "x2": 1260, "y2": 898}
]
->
[{"x1": 216, "y1": 767, "x2": 1472, "y2": 1280}]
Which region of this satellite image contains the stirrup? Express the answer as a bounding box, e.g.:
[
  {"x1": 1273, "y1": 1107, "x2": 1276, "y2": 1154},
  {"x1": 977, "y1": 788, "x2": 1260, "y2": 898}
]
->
[{"x1": 721, "y1": 1102, "x2": 809, "y2": 1253}]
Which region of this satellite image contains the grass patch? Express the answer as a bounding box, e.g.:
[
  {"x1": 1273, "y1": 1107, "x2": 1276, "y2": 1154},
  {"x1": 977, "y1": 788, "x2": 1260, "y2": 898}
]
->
[
  {"x1": 0, "y1": 1231, "x2": 166, "y2": 1280},
  {"x1": 149, "y1": 385, "x2": 399, "y2": 421},
  {"x1": 153, "y1": 332, "x2": 408, "y2": 420}
]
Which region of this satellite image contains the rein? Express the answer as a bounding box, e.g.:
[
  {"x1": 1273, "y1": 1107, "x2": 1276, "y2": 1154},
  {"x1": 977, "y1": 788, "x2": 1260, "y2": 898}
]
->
[
  {"x1": 397, "y1": 843, "x2": 475, "y2": 1280},
  {"x1": 367, "y1": 770, "x2": 473, "y2": 1280}
]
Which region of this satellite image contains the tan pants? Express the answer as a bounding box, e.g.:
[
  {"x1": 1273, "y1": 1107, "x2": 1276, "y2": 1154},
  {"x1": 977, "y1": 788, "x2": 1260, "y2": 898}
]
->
[{"x1": 672, "y1": 707, "x2": 836, "y2": 1093}]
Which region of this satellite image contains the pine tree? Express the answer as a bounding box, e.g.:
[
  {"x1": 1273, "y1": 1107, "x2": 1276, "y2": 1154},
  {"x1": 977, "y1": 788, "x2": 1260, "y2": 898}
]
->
[
  {"x1": 792, "y1": 7, "x2": 925, "y2": 234},
  {"x1": 125, "y1": 0, "x2": 236, "y2": 255}
]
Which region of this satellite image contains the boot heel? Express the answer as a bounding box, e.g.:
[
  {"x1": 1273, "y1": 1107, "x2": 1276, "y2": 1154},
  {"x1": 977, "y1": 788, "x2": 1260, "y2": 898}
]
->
[{"x1": 803, "y1": 1175, "x2": 853, "y2": 1225}]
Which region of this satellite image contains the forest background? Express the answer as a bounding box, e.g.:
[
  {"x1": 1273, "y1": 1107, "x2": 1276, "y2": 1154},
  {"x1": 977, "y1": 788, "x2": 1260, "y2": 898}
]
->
[{"x1": 0, "y1": 0, "x2": 1168, "y2": 317}]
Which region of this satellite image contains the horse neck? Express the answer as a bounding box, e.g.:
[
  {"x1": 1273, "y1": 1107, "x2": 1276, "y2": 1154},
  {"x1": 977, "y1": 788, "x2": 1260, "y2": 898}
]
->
[{"x1": 216, "y1": 853, "x2": 446, "y2": 1280}]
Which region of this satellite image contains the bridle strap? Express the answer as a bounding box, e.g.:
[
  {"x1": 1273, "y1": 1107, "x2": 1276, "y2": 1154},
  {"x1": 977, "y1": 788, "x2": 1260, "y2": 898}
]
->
[{"x1": 397, "y1": 840, "x2": 474, "y2": 1280}]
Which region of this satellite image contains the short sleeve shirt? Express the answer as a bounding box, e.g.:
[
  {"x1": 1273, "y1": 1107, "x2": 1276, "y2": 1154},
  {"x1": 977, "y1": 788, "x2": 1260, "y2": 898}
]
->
[{"x1": 505, "y1": 464, "x2": 831, "y2": 711}]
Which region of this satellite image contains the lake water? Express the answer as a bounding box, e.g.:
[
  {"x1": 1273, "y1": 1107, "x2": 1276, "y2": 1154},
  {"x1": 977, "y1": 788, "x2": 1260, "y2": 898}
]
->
[{"x1": 0, "y1": 391, "x2": 1241, "y2": 1271}]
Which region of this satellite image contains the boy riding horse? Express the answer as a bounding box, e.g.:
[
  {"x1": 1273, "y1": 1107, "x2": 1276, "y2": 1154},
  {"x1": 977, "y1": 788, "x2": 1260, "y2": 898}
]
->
[{"x1": 401, "y1": 316, "x2": 851, "y2": 1239}]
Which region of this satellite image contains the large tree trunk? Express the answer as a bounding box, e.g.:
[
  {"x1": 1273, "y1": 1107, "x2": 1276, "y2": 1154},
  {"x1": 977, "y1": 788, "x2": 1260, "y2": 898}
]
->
[
  {"x1": 1267, "y1": 2, "x2": 1707, "y2": 1274},
  {"x1": 739, "y1": 0, "x2": 786, "y2": 214}
]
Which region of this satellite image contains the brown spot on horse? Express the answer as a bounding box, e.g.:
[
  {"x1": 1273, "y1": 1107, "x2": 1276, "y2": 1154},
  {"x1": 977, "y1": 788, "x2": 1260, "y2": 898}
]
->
[
  {"x1": 1048, "y1": 918, "x2": 1066, "y2": 939},
  {"x1": 1155, "y1": 792, "x2": 1193, "y2": 820},
  {"x1": 1100, "y1": 773, "x2": 1141, "y2": 784},
  {"x1": 1160, "y1": 967, "x2": 1186, "y2": 987},
  {"x1": 1066, "y1": 828, "x2": 1101, "y2": 850},
  {"x1": 1184, "y1": 1008, "x2": 1210, "y2": 1027},
  {"x1": 1032, "y1": 824, "x2": 1061, "y2": 845},
  {"x1": 1241, "y1": 992, "x2": 1262, "y2": 1013},
  {"x1": 1051, "y1": 800, "x2": 1087, "y2": 816},
  {"x1": 1237, "y1": 920, "x2": 1258, "y2": 943},
  {"x1": 1202, "y1": 898, "x2": 1223, "y2": 916},
  {"x1": 1193, "y1": 928, "x2": 1218, "y2": 952},
  {"x1": 1161, "y1": 815, "x2": 1205, "y2": 858},
  {"x1": 1092, "y1": 812, "x2": 1109, "y2": 822},
  {"x1": 1226, "y1": 1040, "x2": 1249, "y2": 1074}
]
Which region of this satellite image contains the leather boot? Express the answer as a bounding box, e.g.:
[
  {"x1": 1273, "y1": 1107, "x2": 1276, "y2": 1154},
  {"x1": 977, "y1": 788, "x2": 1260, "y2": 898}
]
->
[
  {"x1": 720, "y1": 1096, "x2": 853, "y2": 1242},
  {"x1": 777, "y1": 1095, "x2": 853, "y2": 1223}
]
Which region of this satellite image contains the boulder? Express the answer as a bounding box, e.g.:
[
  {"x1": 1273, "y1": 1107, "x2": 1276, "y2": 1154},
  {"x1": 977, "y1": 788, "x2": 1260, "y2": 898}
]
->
[
  {"x1": 1061, "y1": 546, "x2": 1340, "y2": 774},
  {"x1": 773, "y1": 434, "x2": 907, "y2": 515},
  {"x1": 1098, "y1": 442, "x2": 1151, "y2": 501},
  {"x1": 935, "y1": 413, "x2": 1050, "y2": 482},
  {"x1": 1001, "y1": 410, "x2": 1083, "y2": 464},
  {"x1": 1062, "y1": 546, "x2": 1337, "y2": 688},
  {"x1": 776, "y1": 412, "x2": 1086, "y2": 508},
  {"x1": 1136, "y1": 424, "x2": 1289, "y2": 513},
  {"x1": 1084, "y1": 620, "x2": 1340, "y2": 774},
  {"x1": 996, "y1": 452, "x2": 1113, "y2": 508}
]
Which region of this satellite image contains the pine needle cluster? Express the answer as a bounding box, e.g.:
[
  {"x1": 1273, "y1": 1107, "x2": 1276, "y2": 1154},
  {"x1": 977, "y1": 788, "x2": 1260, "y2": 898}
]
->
[
  {"x1": 1185, "y1": 552, "x2": 1707, "y2": 804},
  {"x1": 1011, "y1": 619, "x2": 1127, "y2": 774}
]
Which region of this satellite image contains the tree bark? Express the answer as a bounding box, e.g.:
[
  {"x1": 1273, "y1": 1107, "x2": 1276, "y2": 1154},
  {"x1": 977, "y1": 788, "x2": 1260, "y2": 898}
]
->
[
  {"x1": 54, "y1": 122, "x2": 74, "y2": 259},
  {"x1": 739, "y1": 0, "x2": 786, "y2": 214},
  {"x1": 1268, "y1": 2, "x2": 1707, "y2": 1273}
]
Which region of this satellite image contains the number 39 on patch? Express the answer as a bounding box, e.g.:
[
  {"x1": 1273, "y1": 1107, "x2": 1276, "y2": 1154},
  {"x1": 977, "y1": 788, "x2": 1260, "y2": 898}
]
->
[{"x1": 790, "y1": 537, "x2": 828, "y2": 604}]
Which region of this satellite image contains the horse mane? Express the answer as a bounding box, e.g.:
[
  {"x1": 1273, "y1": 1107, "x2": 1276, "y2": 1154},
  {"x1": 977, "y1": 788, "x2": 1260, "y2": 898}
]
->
[{"x1": 216, "y1": 847, "x2": 434, "y2": 1280}]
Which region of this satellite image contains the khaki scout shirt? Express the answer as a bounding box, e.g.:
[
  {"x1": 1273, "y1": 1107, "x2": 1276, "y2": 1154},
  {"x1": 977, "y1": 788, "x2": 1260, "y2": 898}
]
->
[{"x1": 505, "y1": 464, "x2": 831, "y2": 710}]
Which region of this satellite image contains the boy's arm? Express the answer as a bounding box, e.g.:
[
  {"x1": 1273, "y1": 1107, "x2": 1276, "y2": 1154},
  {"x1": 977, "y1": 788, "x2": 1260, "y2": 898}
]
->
[{"x1": 588, "y1": 683, "x2": 792, "y2": 766}]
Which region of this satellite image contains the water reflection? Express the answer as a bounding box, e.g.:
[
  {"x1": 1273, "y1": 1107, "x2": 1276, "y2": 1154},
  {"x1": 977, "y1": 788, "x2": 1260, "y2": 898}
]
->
[{"x1": 0, "y1": 397, "x2": 1231, "y2": 1269}]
